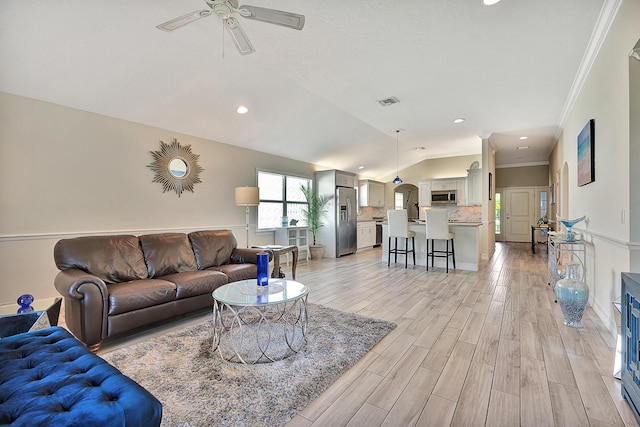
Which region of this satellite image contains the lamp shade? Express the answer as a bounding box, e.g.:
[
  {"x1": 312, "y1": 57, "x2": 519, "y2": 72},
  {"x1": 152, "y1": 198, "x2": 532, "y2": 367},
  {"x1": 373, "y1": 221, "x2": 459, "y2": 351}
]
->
[{"x1": 235, "y1": 187, "x2": 260, "y2": 206}]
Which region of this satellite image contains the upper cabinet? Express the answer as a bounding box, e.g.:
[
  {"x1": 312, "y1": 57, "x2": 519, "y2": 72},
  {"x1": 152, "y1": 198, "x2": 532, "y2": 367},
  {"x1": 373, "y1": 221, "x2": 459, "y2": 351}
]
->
[
  {"x1": 456, "y1": 179, "x2": 467, "y2": 206},
  {"x1": 431, "y1": 179, "x2": 457, "y2": 191},
  {"x1": 467, "y1": 168, "x2": 482, "y2": 205},
  {"x1": 419, "y1": 181, "x2": 432, "y2": 207},
  {"x1": 336, "y1": 172, "x2": 356, "y2": 188},
  {"x1": 359, "y1": 180, "x2": 385, "y2": 207}
]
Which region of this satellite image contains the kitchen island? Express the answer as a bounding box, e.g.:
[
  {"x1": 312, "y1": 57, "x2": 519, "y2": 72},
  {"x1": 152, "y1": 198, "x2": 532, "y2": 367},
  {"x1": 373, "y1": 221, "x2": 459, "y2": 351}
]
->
[{"x1": 381, "y1": 222, "x2": 482, "y2": 271}]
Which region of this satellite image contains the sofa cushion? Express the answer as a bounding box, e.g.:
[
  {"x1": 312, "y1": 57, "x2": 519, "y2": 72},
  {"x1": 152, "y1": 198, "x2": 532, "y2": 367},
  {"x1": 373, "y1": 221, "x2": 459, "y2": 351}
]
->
[
  {"x1": 54, "y1": 235, "x2": 148, "y2": 284},
  {"x1": 161, "y1": 270, "x2": 229, "y2": 299},
  {"x1": 107, "y1": 279, "x2": 177, "y2": 315},
  {"x1": 188, "y1": 230, "x2": 238, "y2": 270},
  {"x1": 208, "y1": 264, "x2": 257, "y2": 282},
  {"x1": 139, "y1": 233, "x2": 197, "y2": 278}
]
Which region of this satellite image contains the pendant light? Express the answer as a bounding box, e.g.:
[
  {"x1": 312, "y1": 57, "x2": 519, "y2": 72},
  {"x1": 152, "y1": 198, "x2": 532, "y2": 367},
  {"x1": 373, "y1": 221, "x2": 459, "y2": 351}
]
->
[{"x1": 392, "y1": 129, "x2": 403, "y2": 184}]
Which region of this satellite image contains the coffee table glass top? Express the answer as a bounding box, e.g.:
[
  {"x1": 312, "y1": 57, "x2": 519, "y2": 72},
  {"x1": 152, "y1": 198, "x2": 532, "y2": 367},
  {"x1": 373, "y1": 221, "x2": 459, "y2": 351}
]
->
[{"x1": 213, "y1": 279, "x2": 308, "y2": 306}]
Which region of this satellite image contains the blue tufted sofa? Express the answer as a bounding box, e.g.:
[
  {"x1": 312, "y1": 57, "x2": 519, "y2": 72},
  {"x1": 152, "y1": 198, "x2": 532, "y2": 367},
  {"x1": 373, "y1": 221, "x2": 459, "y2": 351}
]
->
[{"x1": 0, "y1": 327, "x2": 162, "y2": 426}]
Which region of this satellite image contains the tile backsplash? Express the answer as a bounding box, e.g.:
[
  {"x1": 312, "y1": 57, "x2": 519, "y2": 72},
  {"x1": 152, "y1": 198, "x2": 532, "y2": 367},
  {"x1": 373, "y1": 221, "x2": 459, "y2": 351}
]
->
[{"x1": 358, "y1": 205, "x2": 482, "y2": 222}]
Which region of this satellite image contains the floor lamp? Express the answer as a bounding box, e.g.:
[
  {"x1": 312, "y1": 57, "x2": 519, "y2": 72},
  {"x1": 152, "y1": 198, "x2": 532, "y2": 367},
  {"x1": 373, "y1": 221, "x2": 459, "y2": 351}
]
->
[{"x1": 235, "y1": 187, "x2": 260, "y2": 248}]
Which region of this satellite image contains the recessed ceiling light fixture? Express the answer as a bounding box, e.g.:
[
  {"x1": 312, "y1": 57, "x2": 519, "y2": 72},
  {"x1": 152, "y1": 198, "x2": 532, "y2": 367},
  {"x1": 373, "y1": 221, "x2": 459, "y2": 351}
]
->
[
  {"x1": 453, "y1": 118, "x2": 465, "y2": 124},
  {"x1": 414, "y1": 147, "x2": 426, "y2": 151},
  {"x1": 517, "y1": 146, "x2": 530, "y2": 150},
  {"x1": 482, "y1": 0, "x2": 501, "y2": 5},
  {"x1": 519, "y1": 136, "x2": 528, "y2": 140},
  {"x1": 236, "y1": 105, "x2": 248, "y2": 114},
  {"x1": 358, "y1": 165, "x2": 365, "y2": 170}
]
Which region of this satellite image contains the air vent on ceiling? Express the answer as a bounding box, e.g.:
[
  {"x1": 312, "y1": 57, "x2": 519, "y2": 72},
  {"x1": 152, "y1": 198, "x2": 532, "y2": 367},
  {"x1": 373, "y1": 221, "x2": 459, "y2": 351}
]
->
[{"x1": 377, "y1": 96, "x2": 400, "y2": 107}]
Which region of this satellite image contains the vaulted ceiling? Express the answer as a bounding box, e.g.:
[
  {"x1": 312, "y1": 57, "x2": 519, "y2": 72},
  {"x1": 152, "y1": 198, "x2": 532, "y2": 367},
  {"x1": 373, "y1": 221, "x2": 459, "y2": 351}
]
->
[{"x1": 0, "y1": 0, "x2": 611, "y2": 179}]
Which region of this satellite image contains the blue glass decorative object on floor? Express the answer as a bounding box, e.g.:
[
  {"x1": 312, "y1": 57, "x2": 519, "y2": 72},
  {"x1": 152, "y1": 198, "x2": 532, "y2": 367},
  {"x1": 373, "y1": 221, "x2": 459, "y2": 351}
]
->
[
  {"x1": 17, "y1": 294, "x2": 34, "y2": 314},
  {"x1": 257, "y1": 252, "x2": 269, "y2": 287},
  {"x1": 555, "y1": 263, "x2": 589, "y2": 327}
]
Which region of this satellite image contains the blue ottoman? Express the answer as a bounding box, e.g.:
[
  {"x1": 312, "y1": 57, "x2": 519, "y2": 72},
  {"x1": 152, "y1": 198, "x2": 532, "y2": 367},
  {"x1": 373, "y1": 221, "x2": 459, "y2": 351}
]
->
[{"x1": 0, "y1": 327, "x2": 162, "y2": 426}]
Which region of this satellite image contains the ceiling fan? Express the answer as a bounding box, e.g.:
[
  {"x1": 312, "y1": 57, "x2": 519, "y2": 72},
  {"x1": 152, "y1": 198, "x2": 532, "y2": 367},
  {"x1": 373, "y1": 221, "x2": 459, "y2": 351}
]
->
[{"x1": 156, "y1": 0, "x2": 305, "y2": 55}]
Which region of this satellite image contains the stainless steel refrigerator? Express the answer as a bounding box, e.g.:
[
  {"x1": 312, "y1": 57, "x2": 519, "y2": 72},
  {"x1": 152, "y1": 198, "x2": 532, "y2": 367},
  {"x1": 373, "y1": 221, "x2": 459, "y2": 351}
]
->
[{"x1": 315, "y1": 170, "x2": 357, "y2": 258}]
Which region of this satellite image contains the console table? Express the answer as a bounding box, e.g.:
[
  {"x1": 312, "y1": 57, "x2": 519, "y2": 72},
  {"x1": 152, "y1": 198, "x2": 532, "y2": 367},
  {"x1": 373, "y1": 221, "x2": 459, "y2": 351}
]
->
[
  {"x1": 548, "y1": 236, "x2": 586, "y2": 290},
  {"x1": 531, "y1": 224, "x2": 550, "y2": 253},
  {"x1": 253, "y1": 245, "x2": 298, "y2": 280}
]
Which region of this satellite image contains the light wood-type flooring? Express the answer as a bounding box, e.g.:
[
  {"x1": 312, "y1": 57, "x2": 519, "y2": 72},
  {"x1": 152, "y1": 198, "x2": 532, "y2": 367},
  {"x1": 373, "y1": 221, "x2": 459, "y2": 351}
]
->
[
  {"x1": 283, "y1": 242, "x2": 639, "y2": 427},
  {"x1": 73, "y1": 242, "x2": 639, "y2": 426}
]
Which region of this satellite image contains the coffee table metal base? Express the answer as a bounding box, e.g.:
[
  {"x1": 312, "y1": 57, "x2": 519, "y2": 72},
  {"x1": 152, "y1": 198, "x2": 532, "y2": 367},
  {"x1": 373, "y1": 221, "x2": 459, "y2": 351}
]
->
[{"x1": 212, "y1": 296, "x2": 308, "y2": 364}]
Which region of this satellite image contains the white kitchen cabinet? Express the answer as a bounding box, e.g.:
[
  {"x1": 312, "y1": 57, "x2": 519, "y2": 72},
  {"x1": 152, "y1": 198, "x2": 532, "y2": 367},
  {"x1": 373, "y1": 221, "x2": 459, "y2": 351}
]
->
[
  {"x1": 467, "y1": 168, "x2": 482, "y2": 205},
  {"x1": 456, "y1": 178, "x2": 467, "y2": 205},
  {"x1": 419, "y1": 181, "x2": 432, "y2": 207},
  {"x1": 357, "y1": 221, "x2": 376, "y2": 250},
  {"x1": 431, "y1": 179, "x2": 457, "y2": 191},
  {"x1": 275, "y1": 226, "x2": 309, "y2": 261},
  {"x1": 358, "y1": 180, "x2": 385, "y2": 207},
  {"x1": 335, "y1": 172, "x2": 356, "y2": 188}
]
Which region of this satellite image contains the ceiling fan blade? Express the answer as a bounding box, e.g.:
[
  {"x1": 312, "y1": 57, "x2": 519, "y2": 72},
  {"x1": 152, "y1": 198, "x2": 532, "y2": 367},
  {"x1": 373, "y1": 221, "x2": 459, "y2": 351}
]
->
[
  {"x1": 238, "y1": 5, "x2": 305, "y2": 30},
  {"x1": 224, "y1": 17, "x2": 255, "y2": 55},
  {"x1": 156, "y1": 10, "x2": 212, "y2": 32}
]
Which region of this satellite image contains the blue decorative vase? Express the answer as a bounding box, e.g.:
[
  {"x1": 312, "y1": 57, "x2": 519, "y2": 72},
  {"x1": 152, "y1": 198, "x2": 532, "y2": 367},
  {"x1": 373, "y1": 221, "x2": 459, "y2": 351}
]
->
[
  {"x1": 257, "y1": 252, "x2": 269, "y2": 287},
  {"x1": 17, "y1": 294, "x2": 35, "y2": 314},
  {"x1": 555, "y1": 263, "x2": 589, "y2": 328}
]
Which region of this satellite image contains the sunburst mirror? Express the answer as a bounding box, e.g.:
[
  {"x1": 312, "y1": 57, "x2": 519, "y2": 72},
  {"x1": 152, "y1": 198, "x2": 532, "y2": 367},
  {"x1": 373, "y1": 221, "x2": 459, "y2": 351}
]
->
[{"x1": 148, "y1": 139, "x2": 204, "y2": 197}]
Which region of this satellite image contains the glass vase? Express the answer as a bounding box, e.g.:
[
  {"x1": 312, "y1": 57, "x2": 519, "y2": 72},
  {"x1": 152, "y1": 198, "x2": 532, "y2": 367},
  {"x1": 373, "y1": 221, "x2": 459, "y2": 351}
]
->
[
  {"x1": 555, "y1": 262, "x2": 589, "y2": 328},
  {"x1": 257, "y1": 252, "x2": 269, "y2": 287}
]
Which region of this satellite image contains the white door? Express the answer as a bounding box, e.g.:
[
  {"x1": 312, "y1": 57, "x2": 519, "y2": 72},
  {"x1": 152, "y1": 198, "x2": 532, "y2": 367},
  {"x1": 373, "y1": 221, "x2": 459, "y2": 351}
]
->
[{"x1": 504, "y1": 188, "x2": 535, "y2": 242}]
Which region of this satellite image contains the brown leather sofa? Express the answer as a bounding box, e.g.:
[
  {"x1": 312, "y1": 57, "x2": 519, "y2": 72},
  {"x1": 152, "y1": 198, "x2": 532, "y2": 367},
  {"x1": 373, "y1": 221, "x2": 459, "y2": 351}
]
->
[{"x1": 54, "y1": 230, "x2": 270, "y2": 350}]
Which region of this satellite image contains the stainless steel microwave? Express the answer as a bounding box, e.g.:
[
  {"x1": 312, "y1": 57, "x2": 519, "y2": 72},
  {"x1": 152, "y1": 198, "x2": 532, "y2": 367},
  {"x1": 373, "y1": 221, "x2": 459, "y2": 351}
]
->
[{"x1": 431, "y1": 190, "x2": 456, "y2": 204}]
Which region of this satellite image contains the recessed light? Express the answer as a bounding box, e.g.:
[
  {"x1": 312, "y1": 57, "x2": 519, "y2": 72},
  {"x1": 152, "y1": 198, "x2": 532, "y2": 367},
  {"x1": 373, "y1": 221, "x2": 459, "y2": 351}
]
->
[
  {"x1": 413, "y1": 147, "x2": 426, "y2": 151},
  {"x1": 236, "y1": 105, "x2": 248, "y2": 114},
  {"x1": 482, "y1": 0, "x2": 501, "y2": 5},
  {"x1": 453, "y1": 118, "x2": 465, "y2": 124},
  {"x1": 519, "y1": 136, "x2": 528, "y2": 140},
  {"x1": 517, "y1": 146, "x2": 530, "y2": 150},
  {"x1": 358, "y1": 165, "x2": 365, "y2": 170}
]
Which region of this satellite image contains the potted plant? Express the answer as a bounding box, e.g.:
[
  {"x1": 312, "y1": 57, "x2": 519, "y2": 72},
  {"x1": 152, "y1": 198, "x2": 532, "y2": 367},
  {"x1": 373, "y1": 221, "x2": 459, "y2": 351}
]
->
[{"x1": 300, "y1": 184, "x2": 333, "y2": 259}]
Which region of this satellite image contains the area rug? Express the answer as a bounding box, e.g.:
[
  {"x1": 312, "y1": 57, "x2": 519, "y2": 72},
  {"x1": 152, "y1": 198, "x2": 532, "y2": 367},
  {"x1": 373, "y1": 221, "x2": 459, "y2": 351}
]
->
[{"x1": 101, "y1": 303, "x2": 396, "y2": 427}]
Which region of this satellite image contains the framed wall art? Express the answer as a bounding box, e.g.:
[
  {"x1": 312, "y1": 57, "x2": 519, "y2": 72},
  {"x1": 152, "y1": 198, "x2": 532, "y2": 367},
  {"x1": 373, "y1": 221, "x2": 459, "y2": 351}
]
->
[{"x1": 577, "y1": 119, "x2": 595, "y2": 186}]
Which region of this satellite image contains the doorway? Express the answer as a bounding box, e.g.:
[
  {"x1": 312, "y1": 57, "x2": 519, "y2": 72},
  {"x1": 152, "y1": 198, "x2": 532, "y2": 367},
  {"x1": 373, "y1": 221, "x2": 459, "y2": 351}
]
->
[
  {"x1": 394, "y1": 184, "x2": 419, "y2": 220},
  {"x1": 503, "y1": 188, "x2": 536, "y2": 242}
]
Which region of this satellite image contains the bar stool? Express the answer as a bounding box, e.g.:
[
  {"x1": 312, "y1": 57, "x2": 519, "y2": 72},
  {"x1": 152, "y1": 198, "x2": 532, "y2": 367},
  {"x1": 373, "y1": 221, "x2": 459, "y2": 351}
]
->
[
  {"x1": 426, "y1": 209, "x2": 456, "y2": 273},
  {"x1": 387, "y1": 209, "x2": 416, "y2": 268}
]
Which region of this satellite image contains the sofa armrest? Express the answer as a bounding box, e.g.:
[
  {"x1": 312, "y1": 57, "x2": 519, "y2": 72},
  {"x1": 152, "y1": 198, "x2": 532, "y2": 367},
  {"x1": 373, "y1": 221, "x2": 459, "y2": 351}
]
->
[
  {"x1": 54, "y1": 269, "x2": 109, "y2": 349},
  {"x1": 230, "y1": 248, "x2": 273, "y2": 265}
]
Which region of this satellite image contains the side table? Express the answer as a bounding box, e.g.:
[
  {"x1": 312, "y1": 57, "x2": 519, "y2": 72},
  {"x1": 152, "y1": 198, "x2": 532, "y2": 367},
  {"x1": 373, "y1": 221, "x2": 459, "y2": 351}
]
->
[
  {"x1": 0, "y1": 297, "x2": 62, "y2": 338},
  {"x1": 253, "y1": 245, "x2": 298, "y2": 280}
]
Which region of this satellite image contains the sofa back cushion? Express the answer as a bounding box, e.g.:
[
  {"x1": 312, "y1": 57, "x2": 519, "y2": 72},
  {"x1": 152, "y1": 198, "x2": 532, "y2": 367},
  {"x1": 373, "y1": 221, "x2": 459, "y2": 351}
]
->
[
  {"x1": 139, "y1": 233, "x2": 197, "y2": 278},
  {"x1": 54, "y1": 235, "x2": 148, "y2": 284},
  {"x1": 188, "y1": 230, "x2": 238, "y2": 270}
]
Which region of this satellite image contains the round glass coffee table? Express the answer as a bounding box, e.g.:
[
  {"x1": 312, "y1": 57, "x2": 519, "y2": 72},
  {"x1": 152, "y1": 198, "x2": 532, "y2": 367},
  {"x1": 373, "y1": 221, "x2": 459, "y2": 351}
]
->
[{"x1": 212, "y1": 279, "x2": 308, "y2": 364}]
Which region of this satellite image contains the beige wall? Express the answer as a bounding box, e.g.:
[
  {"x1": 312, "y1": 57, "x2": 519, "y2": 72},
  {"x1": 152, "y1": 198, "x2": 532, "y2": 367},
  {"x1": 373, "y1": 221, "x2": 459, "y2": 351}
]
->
[
  {"x1": 0, "y1": 92, "x2": 318, "y2": 303},
  {"x1": 548, "y1": 0, "x2": 640, "y2": 335},
  {"x1": 495, "y1": 165, "x2": 549, "y2": 188}
]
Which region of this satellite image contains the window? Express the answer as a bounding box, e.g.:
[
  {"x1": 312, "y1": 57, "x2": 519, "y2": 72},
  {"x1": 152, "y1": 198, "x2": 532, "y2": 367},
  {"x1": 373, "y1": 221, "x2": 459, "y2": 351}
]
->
[
  {"x1": 394, "y1": 192, "x2": 403, "y2": 210},
  {"x1": 257, "y1": 171, "x2": 312, "y2": 229},
  {"x1": 495, "y1": 192, "x2": 501, "y2": 234}
]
